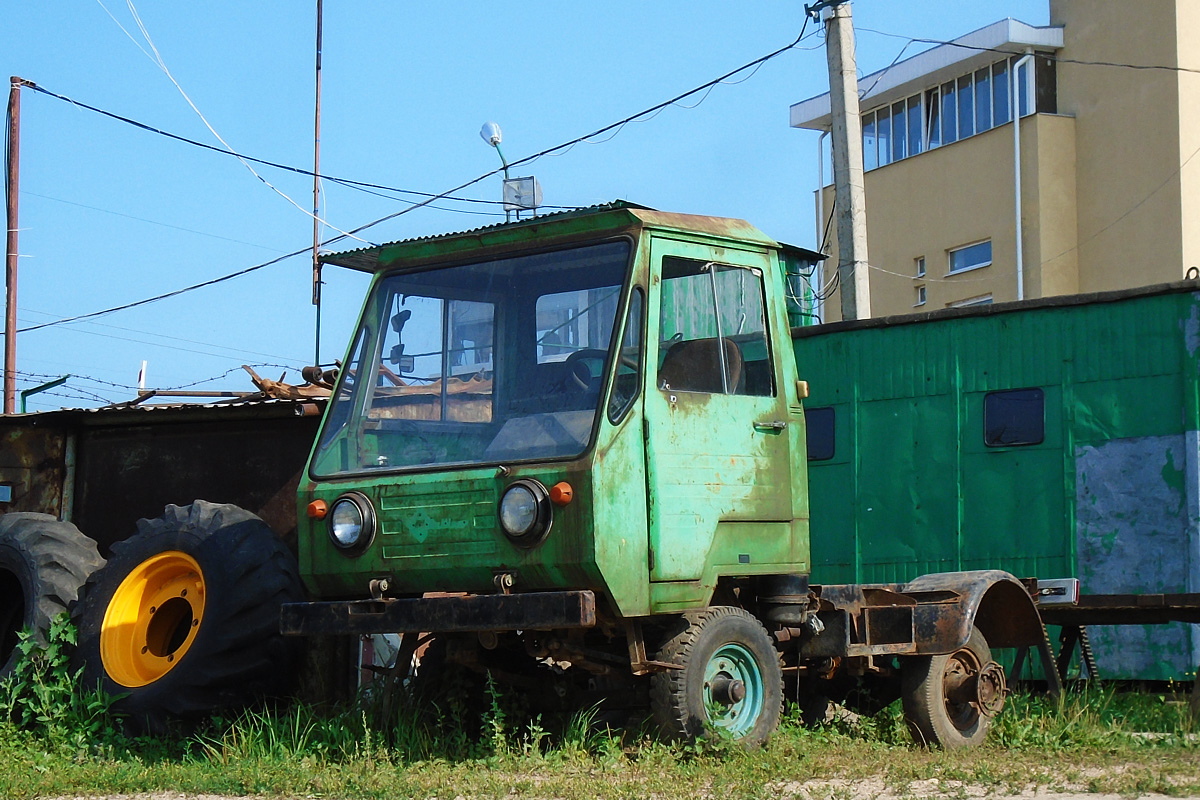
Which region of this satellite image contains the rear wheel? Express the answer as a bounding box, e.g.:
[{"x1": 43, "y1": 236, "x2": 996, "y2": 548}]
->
[
  {"x1": 73, "y1": 501, "x2": 304, "y2": 727},
  {"x1": 901, "y1": 626, "x2": 1006, "y2": 749},
  {"x1": 650, "y1": 607, "x2": 783, "y2": 746},
  {"x1": 0, "y1": 513, "x2": 103, "y2": 676}
]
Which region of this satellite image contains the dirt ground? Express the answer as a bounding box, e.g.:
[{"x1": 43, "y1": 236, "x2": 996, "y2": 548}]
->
[{"x1": 39, "y1": 790, "x2": 1200, "y2": 800}]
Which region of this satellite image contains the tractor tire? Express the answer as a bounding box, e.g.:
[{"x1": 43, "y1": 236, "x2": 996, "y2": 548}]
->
[
  {"x1": 72, "y1": 501, "x2": 304, "y2": 727},
  {"x1": 901, "y1": 626, "x2": 1006, "y2": 749},
  {"x1": 650, "y1": 606, "x2": 783, "y2": 746},
  {"x1": 0, "y1": 513, "x2": 104, "y2": 677}
]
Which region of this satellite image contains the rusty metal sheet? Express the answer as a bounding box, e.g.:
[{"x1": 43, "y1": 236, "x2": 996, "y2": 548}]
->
[
  {"x1": 1038, "y1": 593, "x2": 1200, "y2": 625},
  {"x1": 280, "y1": 590, "x2": 597, "y2": 636},
  {"x1": 0, "y1": 399, "x2": 324, "y2": 554}
]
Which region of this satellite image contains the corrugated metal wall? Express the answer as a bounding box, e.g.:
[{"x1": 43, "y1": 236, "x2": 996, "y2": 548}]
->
[{"x1": 793, "y1": 288, "x2": 1200, "y2": 679}]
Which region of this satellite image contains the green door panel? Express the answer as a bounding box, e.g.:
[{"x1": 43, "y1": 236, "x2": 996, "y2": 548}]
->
[{"x1": 645, "y1": 237, "x2": 794, "y2": 584}]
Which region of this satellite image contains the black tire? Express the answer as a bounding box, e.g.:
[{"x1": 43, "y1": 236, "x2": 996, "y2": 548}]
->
[
  {"x1": 0, "y1": 513, "x2": 104, "y2": 677},
  {"x1": 901, "y1": 626, "x2": 1005, "y2": 749},
  {"x1": 72, "y1": 501, "x2": 304, "y2": 726},
  {"x1": 650, "y1": 606, "x2": 783, "y2": 746}
]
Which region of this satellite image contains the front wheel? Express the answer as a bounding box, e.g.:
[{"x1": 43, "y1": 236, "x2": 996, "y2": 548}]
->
[
  {"x1": 73, "y1": 501, "x2": 304, "y2": 728},
  {"x1": 901, "y1": 626, "x2": 1006, "y2": 749},
  {"x1": 650, "y1": 606, "x2": 783, "y2": 746}
]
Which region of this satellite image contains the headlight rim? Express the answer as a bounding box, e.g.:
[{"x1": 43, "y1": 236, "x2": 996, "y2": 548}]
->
[
  {"x1": 326, "y1": 491, "x2": 376, "y2": 556},
  {"x1": 498, "y1": 479, "x2": 553, "y2": 547}
]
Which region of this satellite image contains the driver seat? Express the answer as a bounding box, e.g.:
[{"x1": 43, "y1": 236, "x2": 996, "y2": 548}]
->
[{"x1": 657, "y1": 337, "x2": 743, "y2": 394}]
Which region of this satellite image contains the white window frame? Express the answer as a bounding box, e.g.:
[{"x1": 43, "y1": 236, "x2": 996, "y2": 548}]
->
[
  {"x1": 861, "y1": 56, "x2": 1042, "y2": 172},
  {"x1": 948, "y1": 293, "x2": 993, "y2": 308},
  {"x1": 914, "y1": 285, "x2": 927, "y2": 307},
  {"x1": 948, "y1": 239, "x2": 992, "y2": 275},
  {"x1": 915, "y1": 256, "x2": 926, "y2": 278}
]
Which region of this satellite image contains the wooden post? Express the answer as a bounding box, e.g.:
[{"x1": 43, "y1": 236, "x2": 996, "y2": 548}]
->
[{"x1": 5, "y1": 77, "x2": 24, "y2": 414}]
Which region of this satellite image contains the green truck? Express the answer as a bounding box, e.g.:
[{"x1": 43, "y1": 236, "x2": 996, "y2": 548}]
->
[
  {"x1": 271, "y1": 202, "x2": 1048, "y2": 747},
  {"x1": 0, "y1": 203, "x2": 1060, "y2": 750}
]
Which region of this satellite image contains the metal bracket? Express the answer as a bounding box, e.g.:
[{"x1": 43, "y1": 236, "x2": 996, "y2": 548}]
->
[
  {"x1": 625, "y1": 620, "x2": 682, "y2": 675},
  {"x1": 803, "y1": 0, "x2": 843, "y2": 21}
]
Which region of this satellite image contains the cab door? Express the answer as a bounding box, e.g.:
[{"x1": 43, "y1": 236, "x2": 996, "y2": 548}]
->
[{"x1": 644, "y1": 237, "x2": 795, "y2": 585}]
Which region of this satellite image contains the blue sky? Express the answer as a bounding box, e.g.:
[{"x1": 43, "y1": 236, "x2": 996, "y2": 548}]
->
[{"x1": 3, "y1": 1, "x2": 1049, "y2": 410}]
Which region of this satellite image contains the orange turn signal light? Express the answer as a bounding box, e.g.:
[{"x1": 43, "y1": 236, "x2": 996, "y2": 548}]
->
[
  {"x1": 549, "y1": 481, "x2": 574, "y2": 506},
  {"x1": 307, "y1": 499, "x2": 329, "y2": 519}
]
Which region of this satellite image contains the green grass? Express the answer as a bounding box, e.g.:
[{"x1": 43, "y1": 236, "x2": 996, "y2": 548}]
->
[
  {"x1": 2, "y1": 621, "x2": 1197, "y2": 799},
  {"x1": 0, "y1": 685, "x2": 1196, "y2": 800}
]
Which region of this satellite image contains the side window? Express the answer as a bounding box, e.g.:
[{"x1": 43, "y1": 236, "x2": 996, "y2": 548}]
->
[
  {"x1": 535, "y1": 287, "x2": 619, "y2": 364},
  {"x1": 806, "y1": 406, "x2": 836, "y2": 461},
  {"x1": 607, "y1": 289, "x2": 644, "y2": 423},
  {"x1": 984, "y1": 388, "x2": 1044, "y2": 447},
  {"x1": 657, "y1": 257, "x2": 774, "y2": 396}
]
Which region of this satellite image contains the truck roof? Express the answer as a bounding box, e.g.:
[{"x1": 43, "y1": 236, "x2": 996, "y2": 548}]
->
[{"x1": 320, "y1": 201, "x2": 789, "y2": 273}]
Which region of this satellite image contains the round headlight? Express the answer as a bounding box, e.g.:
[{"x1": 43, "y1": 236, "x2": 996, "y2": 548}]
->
[
  {"x1": 498, "y1": 480, "x2": 552, "y2": 546},
  {"x1": 328, "y1": 492, "x2": 375, "y2": 554}
]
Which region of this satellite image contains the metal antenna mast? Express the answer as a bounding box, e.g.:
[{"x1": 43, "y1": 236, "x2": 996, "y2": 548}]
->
[{"x1": 311, "y1": 0, "x2": 324, "y2": 367}]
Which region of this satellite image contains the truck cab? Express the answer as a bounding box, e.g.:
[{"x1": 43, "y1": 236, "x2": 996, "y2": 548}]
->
[
  {"x1": 285, "y1": 203, "x2": 1048, "y2": 748},
  {"x1": 298, "y1": 203, "x2": 809, "y2": 615}
]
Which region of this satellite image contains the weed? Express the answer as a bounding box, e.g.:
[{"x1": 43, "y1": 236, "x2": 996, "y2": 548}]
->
[{"x1": 0, "y1": 614, "x2": 121, "y2": 753}]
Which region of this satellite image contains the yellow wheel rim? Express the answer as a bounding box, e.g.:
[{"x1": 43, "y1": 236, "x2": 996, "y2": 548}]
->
[{"x1": 100, "y1": 551, "x2": 206, "y2": 688}]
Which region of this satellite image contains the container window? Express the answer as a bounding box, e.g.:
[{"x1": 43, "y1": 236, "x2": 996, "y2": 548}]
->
[
  {"x1": 806, "y1": 406, "x2": 836, "y2": 461},
  {"x1": 984, "y1": 388, "x2": 1044, "y2": 447}
]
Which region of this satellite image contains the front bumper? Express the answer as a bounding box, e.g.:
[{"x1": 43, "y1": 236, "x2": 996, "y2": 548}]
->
[{"x1": 280, "y1": 590, "x2": 597, "y2": 636}]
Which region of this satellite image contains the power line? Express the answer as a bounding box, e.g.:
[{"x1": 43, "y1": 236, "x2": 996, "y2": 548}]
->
[
  {"x1": 23, "y1": 191, "x2": 286, "y2": 252},
  {"x1": 17, "y1": 246, "x2": 307, "y2": 333},
  {"x1": 19, "y1": 81, "x2": 568, "y2": 215},
  {"x1": 326, "y1": 22, "x2": 817, "y2": 236},
  {"x1": 18, "y1": 24, "x2": 815, "y2": 334},
  {"x1": 856, "y1": 26, "x2": 1200, "y2": 76}
]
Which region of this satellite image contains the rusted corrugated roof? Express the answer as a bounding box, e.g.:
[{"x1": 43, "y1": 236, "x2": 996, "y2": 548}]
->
[
  {"x1": 322, "y1": 201, "x2": 651, "y2": 271},
  {"x1": 0, "y1": 396, "x2": 325, "y2": 428}
]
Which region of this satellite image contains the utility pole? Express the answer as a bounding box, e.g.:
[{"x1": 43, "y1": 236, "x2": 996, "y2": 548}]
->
[
  {"x1": 5, "y1": 77, "x2": 28, "y2": 414},
  {"x1": 820, "y1": 2, "x2": 871, "y2": 321},
  {"x1": 311, "y1": 0, "x2": 324, "y2": 367}
]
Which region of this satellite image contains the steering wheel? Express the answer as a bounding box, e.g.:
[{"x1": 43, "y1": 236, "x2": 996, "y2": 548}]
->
[{"x1": 564, "y1": 349, "x2": 609, "y2": 392}]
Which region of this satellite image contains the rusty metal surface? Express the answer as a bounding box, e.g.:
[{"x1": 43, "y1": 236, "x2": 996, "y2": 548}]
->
[
  {"x1": 0, "y1": 398, "x2": 323, "y2": 554},
  {"x1": 279, "y1": 590, "x2": 597, "y2": 636},
  {"x1": 806, "y1": 570, "x2": 1044, "y2": 658},
  {"x1": 0, "y1": 422, "x2": 68, "y2": 519},
  {"x1": 1038, "y1": 593, "x2": 1200, "y2": 625}
]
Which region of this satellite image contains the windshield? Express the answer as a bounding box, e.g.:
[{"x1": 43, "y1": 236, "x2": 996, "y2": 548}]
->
[{"x1": 311, "y1": 240, "x2": 631, "y2": 477}]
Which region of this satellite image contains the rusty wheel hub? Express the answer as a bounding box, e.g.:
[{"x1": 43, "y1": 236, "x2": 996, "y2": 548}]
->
[{"x1": 942, "y1": 649, "x2": 1006, "y2": 726}]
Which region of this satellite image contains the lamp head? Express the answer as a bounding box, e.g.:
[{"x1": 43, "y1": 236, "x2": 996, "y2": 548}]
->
[{"x1": 480, "y1": 121, "x2": 503, "y2": 147}]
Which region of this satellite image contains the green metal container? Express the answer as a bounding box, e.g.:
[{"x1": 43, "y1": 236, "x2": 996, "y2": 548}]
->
[{"x1": 793, "y1": 285, "x2": 1200, "y2": 680}]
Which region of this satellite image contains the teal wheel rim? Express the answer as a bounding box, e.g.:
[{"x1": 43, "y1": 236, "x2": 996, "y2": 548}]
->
[{"x1": 702, "y1": 642, "x2": 765, "y2": 737}]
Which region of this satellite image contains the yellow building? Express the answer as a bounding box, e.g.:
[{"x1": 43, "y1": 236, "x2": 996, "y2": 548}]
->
[{"x1": 790, "y1": 1, "x2": 1200, "y2": 321}]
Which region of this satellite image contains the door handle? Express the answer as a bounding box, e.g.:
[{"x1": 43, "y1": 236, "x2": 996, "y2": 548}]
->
[{"x1": 753, "y1": 420, "x2": 787, "y2": 432}]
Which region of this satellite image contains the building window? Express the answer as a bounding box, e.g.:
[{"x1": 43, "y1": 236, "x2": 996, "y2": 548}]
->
[
  {"x1": 915, "y1": 285, "x2": 927, "y2": 306},
  {"x1": 915, "y1": 256, "x2": 926, "y2": 277},
  {"x1": 948, "y1": 293, "x2": 994, "y2": 308},
  {"x1": 984, "y1": 388, "x2": 1044, "y2": 447},
  {"x1": 949, "y1": 240, "x2": 992, "y2": 273},
  {"x1": 860, "y1": 56, "x2": 1054, "y2": 172},
  {"x1": 806, "y1": 406, "x2": 836, "y2": 461}
]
